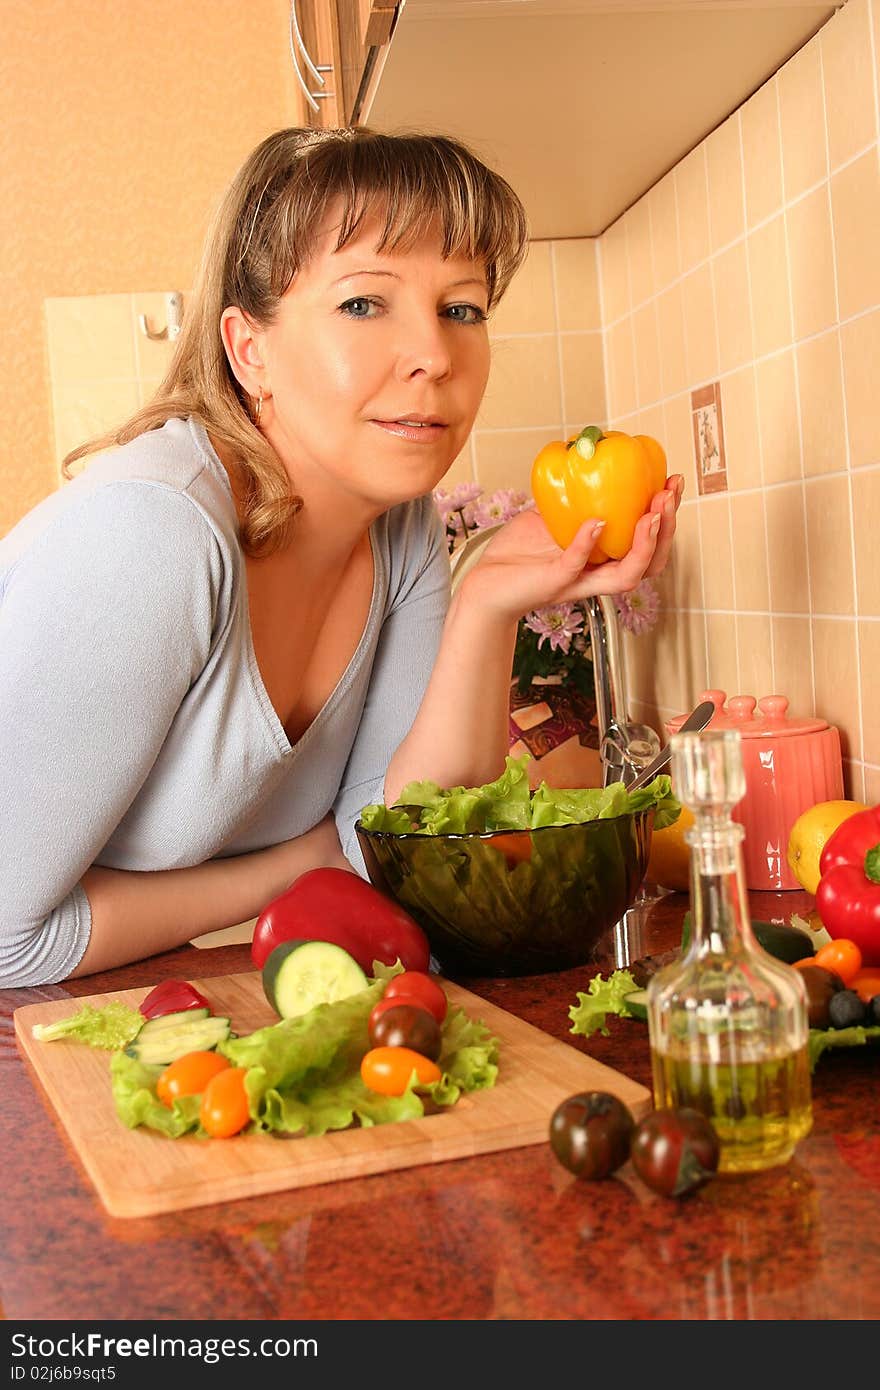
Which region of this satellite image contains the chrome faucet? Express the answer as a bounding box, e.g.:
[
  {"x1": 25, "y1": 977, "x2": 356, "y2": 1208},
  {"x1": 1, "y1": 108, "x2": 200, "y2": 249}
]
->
[{"x1": 449, "y1": 528, "x2": 660, "y2": 786}]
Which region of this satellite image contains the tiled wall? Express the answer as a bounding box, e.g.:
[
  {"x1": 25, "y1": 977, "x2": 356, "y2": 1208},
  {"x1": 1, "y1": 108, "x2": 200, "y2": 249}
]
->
[{"x1": 605, "y1": 0, "x2": 880, "y2": 803}]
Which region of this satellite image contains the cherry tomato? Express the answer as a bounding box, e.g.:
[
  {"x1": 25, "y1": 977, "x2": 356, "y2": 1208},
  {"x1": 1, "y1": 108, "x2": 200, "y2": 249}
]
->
[
  {"x1": 549, "y1": 1091, "x2": 634, "y2": 1179},
  {"x1": 850, "y1": 968, "x2": 880, "y2": 1005},
  {"x1": 383, "y1": 971, "x2": 448, "y2": 1023},
  {"x1": 199, "y1": 1066, "x2": 250, "y2": 1137},
  {"x1": 368, "y1": 1003, "x2": 442, "y2": 1061},
  {"x1": 360, "y1": 1046, "x2": 441, "y2": 1096},
  {"x1": 630, "y1": 1108, "x2": 720, "y2": 1198},
  {"x1": 793, "y1": 963, "x2": 845, "y2": 1028},
  {"x1": 156, "y1": 1050, "x2": 230, "y2": 1108},
  {"x1": 811, "y1": 938, "x2": 863, "y2": 986}
]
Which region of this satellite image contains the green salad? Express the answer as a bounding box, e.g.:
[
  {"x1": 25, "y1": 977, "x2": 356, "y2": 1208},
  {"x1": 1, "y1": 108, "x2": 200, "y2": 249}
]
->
[{"x1": 359, "y1": 753, "x2": 681, "y2": 836}]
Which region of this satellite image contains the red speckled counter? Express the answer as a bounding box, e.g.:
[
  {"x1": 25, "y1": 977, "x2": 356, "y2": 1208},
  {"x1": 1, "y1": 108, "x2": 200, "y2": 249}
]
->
[{"x1": 3, "y1": 887, "x2": 879, "y2": 1322}]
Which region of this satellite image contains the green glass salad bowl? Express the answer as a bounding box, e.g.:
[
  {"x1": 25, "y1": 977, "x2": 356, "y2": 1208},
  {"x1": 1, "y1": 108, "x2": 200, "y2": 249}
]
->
[{"x1": 354, "y1": 810, "x2": 654, "y2": 978}]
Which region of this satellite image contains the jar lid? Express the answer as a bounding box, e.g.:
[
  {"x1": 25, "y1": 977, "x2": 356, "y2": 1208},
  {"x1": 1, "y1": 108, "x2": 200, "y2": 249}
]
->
[{"x1": 666, "y1": 689, "x2": 830, "y2": 739}]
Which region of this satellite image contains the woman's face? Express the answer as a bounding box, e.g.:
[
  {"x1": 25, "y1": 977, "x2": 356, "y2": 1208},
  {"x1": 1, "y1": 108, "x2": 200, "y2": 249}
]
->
[{"x1": 252, "y1": 205, "x2": 492, "y2": 512}]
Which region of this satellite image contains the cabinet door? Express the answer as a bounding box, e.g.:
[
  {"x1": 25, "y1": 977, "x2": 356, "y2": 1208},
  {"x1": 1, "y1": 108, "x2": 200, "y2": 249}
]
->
[{"x1": 293, "y1": 1, "x2": 402, "y2": 128}]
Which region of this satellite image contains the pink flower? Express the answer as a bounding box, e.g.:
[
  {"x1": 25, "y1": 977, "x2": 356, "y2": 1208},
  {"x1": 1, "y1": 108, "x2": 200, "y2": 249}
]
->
[
  {"x1": 470, "y1": 488, "x2": 534, "y2": 530},
  {"x1": 523, "y1": 602, "x2": 585, "y2": 654},
  {"x1": 614, "y1": 578, "x2": 660, "y2": 635}
]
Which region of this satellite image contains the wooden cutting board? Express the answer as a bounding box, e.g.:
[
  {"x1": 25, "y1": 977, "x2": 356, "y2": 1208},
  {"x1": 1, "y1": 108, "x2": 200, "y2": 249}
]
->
[{"x1": 14, "y1": 972, "x2": 651, "y2": 1219}]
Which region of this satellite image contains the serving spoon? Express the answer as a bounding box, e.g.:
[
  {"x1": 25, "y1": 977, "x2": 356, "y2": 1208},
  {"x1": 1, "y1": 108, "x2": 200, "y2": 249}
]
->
[{"x1": 626, "y1": 698, "x2": 716, "y2": 793}]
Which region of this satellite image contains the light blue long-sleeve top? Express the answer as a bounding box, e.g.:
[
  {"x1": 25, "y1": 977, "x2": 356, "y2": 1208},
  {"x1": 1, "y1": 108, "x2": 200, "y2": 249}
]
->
[{"x1": 0, "y1": 417, "x2": 450, "y2": 987}]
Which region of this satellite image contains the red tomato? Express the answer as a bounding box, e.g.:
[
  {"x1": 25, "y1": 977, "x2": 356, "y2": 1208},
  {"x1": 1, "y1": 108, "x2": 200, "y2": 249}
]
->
[
  {"x1": 812, "y1": 938, "x2": 863, "y2": 985},
  {"x1": 156, "y1": 1051, "x2": 230, "y2": 1108},
  {"x1": 360, "y1": 1046, "x2": 441, "y2": 1096},
  {"x1": 384, "y1": 971, "x2": 448, "y2": 1023},
  {"x1": 199, "y1": 1066, "x2": 250, "y2": 1137}
]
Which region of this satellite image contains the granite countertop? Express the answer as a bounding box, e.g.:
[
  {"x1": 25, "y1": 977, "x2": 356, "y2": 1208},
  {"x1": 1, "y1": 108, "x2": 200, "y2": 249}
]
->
[{"x1": 3, "y1": 886, "x2": 880, "y2": 1322}]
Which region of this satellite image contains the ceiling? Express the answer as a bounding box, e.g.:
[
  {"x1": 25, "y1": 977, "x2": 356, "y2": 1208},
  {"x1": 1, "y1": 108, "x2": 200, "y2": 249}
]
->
[{"x1": 368, "y1": 0, "x2": 838, "y2": 239}]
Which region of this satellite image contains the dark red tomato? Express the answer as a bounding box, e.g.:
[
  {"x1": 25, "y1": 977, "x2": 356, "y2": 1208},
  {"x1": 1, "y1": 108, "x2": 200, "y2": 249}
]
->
[
  {"x1": 139, "y1": 979, "x2": 211, "y2": 1020},
  {"x1": 630, "y1": 1108, "x2": 720, "y2": 1198},
  {"x1": 549, "y1": 1091, "x2": 635, "y2": 1179},
  {"x1": 384, "y1": 971, "x2": 448, "y2": 1024},
  {"x1": 368, "y1": 1003, "x2": 442, "y2": 1061}
]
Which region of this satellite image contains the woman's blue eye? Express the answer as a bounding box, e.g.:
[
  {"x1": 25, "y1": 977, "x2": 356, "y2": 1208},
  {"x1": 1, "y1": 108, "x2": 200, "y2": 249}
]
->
[
  {"x1": 339, "y1": 297, "x2": 378, "y2": 318},
  {"x1": 445, "y1": 303, "x2": 487, "y2": 324}
]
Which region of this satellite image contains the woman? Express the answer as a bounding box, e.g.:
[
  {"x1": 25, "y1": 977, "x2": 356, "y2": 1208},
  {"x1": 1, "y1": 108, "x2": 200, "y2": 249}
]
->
[{"x1": 0, "y1": 127, "x2": 680, "y2": 988}]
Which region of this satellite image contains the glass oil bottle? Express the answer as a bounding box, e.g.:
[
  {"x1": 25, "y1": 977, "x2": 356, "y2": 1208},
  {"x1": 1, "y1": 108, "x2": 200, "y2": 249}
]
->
[{"x1": 646, "y1": 729, "x2": 813, "y2": 1173}]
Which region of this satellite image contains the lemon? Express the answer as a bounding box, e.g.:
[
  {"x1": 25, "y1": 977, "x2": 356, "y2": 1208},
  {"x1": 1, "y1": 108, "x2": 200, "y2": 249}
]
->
[
  {"x1": 646, "y1": 805, "x2": 695, "y2": 893},
  {"x1": 786, "y1": 799, "x2": 869, "y2": 895}
]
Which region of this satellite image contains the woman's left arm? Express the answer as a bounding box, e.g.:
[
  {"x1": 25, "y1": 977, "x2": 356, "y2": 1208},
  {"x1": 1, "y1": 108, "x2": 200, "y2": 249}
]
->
[{"x1": 383, "y1": 479, "x2": 681, "y2": 803}]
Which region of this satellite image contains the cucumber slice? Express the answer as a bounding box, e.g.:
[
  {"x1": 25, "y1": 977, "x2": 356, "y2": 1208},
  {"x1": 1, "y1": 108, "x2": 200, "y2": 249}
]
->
[
  {"x1": 131, "y1": 1006, "x2": 211, "y2": 1033},
  {"x1": 623, "y1": 989, "x2": 649, "y2": 1021},
  {"x1": 262, "y1": 939, "x2": 369, "y2": 1019},
  {"x1": 126, "y1": 1013, "x2": 231, "y2": 1065}
]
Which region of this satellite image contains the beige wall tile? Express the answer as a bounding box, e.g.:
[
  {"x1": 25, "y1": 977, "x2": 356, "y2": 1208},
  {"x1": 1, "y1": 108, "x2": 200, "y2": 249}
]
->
[
  {"x1": 636, "y1": 402, "x2": 665, "y2": 450},
  {"x1": 841, "y1": 307, "x2": 880, "y2": 469},
  {"x1": 472, "y1": 429, "x2": 547, "y2": 495},
  {"x1": 778, "y1": 38, "x2": 828, "y2": 201},
  {"x1": 605, "y1": 318, "x2": 637, "y2": 419},
  {"x1": 440, "y1": 436, "x2": 477, "y2": 490},
  {"x1": 772, "y1": 615, "x2": 814, "y2": 716},
  {"x1": 45, "y1": 294, "x2": 137, "y2": 384},
  {"x1": 476, "y1": 336, "x2": 562, "y2": 430},
  {"x1": 51, "y1": 381, "x2": 141, "y2": 471},
  {"x1": 667, "y1": 500, "x2": 703, "y2": 611},
  {"x1": 627, "y1": 198, "x2": 655, "y2": 308},
  {"x1": 862, "y1": 763, "x2": 880, "y2": 802},
  {"x1": 765, "y1": 482, "x2": 810, "y2": 614},
  {"x1": 699, "y1": 493, "x2": 734, "y2": 609},
  {"x1": 852, "y1": 467, "x2": 880, "y2": 614},
  {"x1": 706, "y1": 113, "x2": 745, "y2": 252},
  {"x1": 804, "y1": 474, "x2": 855, "y2": 616},
  {"x1": 712, "y1": 240, "x2": 753, "y2": 374},
  {"x1": 650, "y1": 172, "x2": 681, "y2": 293},
  {"x1": 681, "y1": 264, "x2": 718, "y2": 387},
  {"x1": 705, "y1": 611, "x2": 740, "y2": 693},
  {"x1": 859, "y1": 619, "x2": 880, "y2": 766},
  {"x1": 599, "y1": 217, "x2": 630, "y2": 324},
  {"x1": 741, "y1": 79, "x2": 784, "y2": 229},
  {"x1": 560, "y1": 333, "x2": 606, "y2": 425},
  {"x1": 813, "y1": 616, "x2": 862, "y2": 759},
  {"x1": 831, "y1": 151, "x2": 880, "y2": 321},
  {"x1": 553, "y1": 240, "x2": 601, "y2": 331},
  {"x1": 656, "y1": 283, "x2": 688, "y2": 398},
  {"x1": 676, "y1": 145, "x2": 711, "y2": 272},
  {"x1": 721, "y1": 367, "x2": 762, "y2": 491},
  {"x1": 756, "y1": 350, "x2": 800, "y2": 485},
  {"x1": 624, "y1": 625, "x2": 660, "y2": 714},
  {"x1": 797, "y1": 329, "x2": 847, "y2": 477},
  {"x1": 490, "y1": 240, "x2": 556, "y2": 336},
  {"x1": 680, "y1": 609, "x2": 710, "y2": 709},
  {"x1": 748, "y1": 216, "x2": 793, "y2": 359},
  {"x1": 730, "y1": 491, "x2": 770, "y2": 612},
  {"x1": 663, "y1": 391, "x2": 698, "y2": 502},
  {"x1": 821, "y1": 0, "x2": 876, "y2": 170},
  {"x1": 648, "y1": 609, "x2": 684, "y2": 712},
  {"x1": 132, "y1": 293, "x2": 181, "y2": 380},
  {"x1": 786, "y1": 186, "x2": 838, "y2": 341},
  {"x1": 736, "y1": 613, "x2": 774, "y2": 697},
  {"x1": 632, "y1": 302, "x2": 662, "y2": 409}
]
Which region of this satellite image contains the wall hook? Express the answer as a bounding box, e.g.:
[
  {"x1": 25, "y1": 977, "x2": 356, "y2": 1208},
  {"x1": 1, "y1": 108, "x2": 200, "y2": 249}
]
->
[{"x1": 139, "y1": 291, "x2": 183, "y2": 341}]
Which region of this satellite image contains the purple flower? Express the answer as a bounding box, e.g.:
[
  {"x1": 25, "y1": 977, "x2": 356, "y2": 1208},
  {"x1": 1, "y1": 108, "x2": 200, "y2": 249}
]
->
[
  {"x1": 433, "y1": 482, "x2": 485, "y2": 536},
  {"x1": 523, "y1": 602, "x2": 585, "y2": 654},
  {"x1": 614, "y1": 578, "x2": 660, "y2": 635},
  {"x1": 469, "y1": 488, "x2": 534, "y2": 530}
]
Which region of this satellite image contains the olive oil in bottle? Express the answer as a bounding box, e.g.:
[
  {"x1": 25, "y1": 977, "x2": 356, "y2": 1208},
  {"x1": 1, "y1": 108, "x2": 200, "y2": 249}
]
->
[{"x1": 647, "y1": 730, "x2": 813, "y2": 1174}]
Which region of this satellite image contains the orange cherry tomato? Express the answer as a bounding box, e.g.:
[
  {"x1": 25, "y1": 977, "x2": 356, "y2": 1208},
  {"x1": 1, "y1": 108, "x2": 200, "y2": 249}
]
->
[
  {"x1": 384, "y1": 971, "x2": 448, "y2": 1023},
  {"x1": 360, "y1": 1046, "x2": 442, "y2": 1096},
  {"x1": 199, "y1": 1066, "x2": 250, "y2": 1137},
  {"x1": 156, "y1": 1051, "x2": 230, "y2": 1109},
  {"x1": 850, "y1": 968, "x2": 880, "y2": 1004},
  {"x1": 812, "y1": 938, "x2": 863, "y2": 985}
]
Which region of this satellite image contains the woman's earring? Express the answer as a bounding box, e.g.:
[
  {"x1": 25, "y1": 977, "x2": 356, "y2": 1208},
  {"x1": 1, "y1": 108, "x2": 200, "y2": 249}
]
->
[{"x1": 253, "y1": 387, "x2": 264, "y2": 426}]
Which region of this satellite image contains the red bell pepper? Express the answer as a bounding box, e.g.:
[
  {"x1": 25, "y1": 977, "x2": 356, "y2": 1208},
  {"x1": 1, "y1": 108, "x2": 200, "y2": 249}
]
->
[
  {"x1": 815, "y1": 806, "x2": 880, "y2": 967},
  {"x1": 139, "y1": 978, "x2": 212, "y2": 1020},
  {"x1": 250, "y1": 867, "x2": 431, "y2": 974}
]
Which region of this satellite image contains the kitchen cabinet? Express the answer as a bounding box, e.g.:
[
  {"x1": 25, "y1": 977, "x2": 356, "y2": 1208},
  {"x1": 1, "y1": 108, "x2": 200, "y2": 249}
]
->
[{"x1": 291, "y1": 0, "x2": 404, "y2": 128}]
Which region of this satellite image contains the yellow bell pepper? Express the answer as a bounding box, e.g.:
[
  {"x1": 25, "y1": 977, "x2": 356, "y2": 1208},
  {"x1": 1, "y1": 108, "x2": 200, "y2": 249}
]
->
[{"x1": 530, "y1": 425, "x2": 667, "y2": 563}]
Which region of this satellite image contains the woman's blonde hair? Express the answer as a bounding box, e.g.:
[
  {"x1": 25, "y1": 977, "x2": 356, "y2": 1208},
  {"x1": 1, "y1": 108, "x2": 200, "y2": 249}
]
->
[{"x1": 63, "y1": 127, "x2": 529, "y2": 556}]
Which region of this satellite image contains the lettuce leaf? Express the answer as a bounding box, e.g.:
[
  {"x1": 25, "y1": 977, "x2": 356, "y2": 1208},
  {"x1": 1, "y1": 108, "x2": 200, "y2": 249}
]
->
[
  {"x1": 807, "y1": 1023, "x2": 880, "y2": 1071},
  {"x1": 359, "y1": 754, "x2": 679, "y2": 835},
  {"x1": 32, "y1": 1000, "x2": 144, "y2": 1050},
  {"x1": 568, "y1": 969, "x2": 639, "y2": 1038}
]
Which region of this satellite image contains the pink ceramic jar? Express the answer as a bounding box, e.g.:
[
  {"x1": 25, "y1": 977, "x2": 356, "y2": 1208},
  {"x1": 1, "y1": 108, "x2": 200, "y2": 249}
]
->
[{"x1": 665, "y1": 689, "x2": 844, "y2": 892}]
